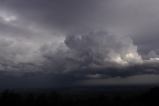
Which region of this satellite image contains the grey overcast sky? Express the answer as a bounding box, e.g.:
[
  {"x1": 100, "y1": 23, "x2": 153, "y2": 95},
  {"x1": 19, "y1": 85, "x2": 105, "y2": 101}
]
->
[{"x1": 0, "y1": 0, "x2": 159, "y2": 88}]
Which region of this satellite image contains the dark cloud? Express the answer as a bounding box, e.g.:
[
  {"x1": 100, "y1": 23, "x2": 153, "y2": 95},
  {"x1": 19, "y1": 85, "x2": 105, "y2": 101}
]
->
[
  {"x1": 1, "y1": 0, "x2": 102, "y2": 32},
  {"x1": 0, "y1": 0, "x2": 158, "y2": 87},
  {"x1": 0, "y1": 61, "x2": 159, "y2": 88}
]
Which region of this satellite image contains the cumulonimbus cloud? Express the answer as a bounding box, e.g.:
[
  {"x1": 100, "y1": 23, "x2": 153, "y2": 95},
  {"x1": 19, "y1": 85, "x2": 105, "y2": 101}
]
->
[{"x1": 0, "y1": 30, "x2": 148, "y2": 76}]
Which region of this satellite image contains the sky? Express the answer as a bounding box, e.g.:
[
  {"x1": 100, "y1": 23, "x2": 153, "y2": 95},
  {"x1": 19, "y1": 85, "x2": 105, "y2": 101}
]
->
[{"x1": 0, "y1": 0, "x2": 159, "y2": 88}]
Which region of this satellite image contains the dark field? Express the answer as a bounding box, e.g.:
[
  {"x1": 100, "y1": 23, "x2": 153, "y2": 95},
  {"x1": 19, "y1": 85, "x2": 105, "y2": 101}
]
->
[{"x1": 0, "y1": 86, "x2": 158, "y2": 106}]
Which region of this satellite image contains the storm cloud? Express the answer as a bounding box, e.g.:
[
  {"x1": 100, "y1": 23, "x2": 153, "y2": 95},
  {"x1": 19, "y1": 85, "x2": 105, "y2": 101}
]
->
[{"x1": 0, "y1": 0, "x2": 158, "y2": 87}]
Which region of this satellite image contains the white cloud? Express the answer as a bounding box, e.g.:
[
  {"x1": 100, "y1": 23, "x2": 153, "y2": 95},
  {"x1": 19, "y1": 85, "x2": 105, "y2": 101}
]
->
[{"x1": 0, "y1": 10, "x2": 17, "y2": 23}]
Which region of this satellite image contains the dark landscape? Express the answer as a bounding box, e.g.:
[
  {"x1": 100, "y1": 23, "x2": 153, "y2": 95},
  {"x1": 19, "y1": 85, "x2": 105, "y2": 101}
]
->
[{"x1": 0, "y1": 86, "x2": 158, "y2": 106}]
